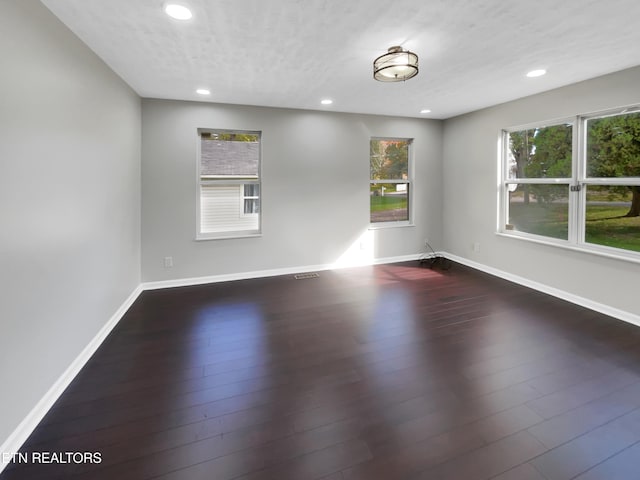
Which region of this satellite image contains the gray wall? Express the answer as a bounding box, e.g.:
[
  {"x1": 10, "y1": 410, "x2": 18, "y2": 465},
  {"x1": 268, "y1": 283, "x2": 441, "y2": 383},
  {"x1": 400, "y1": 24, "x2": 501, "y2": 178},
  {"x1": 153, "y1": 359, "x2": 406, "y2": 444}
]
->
[
  {"x1": 442, "y1": 66, "x2": 640, "y2": 317},
  {"x1": 0, "y1": 0, "x2": 141, "y2": 445},
  {"x1": 141, "y1": 100, "x2": 443, "y2": 281}
]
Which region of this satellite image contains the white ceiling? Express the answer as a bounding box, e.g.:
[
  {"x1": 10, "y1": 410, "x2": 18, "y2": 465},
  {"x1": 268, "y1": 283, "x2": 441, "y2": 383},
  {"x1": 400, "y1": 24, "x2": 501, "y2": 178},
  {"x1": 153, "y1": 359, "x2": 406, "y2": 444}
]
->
[{"x1": 41, "y1": 0, "x2": 640, "y2": 119}]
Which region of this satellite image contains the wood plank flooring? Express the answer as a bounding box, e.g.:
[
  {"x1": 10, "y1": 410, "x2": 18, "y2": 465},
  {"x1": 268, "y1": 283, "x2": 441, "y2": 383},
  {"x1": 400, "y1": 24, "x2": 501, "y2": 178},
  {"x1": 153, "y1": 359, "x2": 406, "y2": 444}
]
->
[{"x1": 3, "y1": 261, "x2": 640, "y2": 480}]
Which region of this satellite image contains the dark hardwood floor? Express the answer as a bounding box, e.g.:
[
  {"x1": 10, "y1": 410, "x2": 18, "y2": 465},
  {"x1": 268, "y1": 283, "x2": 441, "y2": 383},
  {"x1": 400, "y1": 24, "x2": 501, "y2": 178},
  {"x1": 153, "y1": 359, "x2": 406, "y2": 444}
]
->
[{"x1": 3, "y1": 261, "x2": 640, "y2": 480}]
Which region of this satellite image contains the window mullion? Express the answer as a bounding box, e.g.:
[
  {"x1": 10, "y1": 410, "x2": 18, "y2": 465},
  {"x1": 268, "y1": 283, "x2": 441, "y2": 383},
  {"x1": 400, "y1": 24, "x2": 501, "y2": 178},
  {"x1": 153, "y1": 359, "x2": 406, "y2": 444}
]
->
[
  {"x1": 577, "y1": 115, "x2": 587, "y2": 245},
  {"x1": 569, "y1": 115, "x2": 583, "y2": 245}
]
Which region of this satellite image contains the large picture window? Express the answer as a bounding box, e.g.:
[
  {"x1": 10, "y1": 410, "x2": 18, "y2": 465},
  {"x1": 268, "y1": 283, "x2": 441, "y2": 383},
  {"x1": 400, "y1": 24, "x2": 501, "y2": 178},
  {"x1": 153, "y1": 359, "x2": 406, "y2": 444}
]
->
[
  {"x1": 198, "y1": 130, "x2": 261, "y2": 238},
  {"x1": 501, "y1": 107, "x2": 640, "y2": 257},
  {"x1": 370, "y1": 138, "x2": 412, "y2": 225}
]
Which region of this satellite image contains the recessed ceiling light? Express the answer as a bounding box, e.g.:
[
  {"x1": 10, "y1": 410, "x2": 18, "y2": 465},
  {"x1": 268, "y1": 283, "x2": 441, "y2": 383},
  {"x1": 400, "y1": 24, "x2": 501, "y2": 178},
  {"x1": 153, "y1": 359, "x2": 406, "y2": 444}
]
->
[
  {"x1": 321, "y1": 99, "x2": 333, "y2": 105},
  {"x1": 420, "y1": 109, "x2": 431, "y2": 114},
  {"x1": 526, "y1": 69, "x2": 546, "y2": 78},
  {"x1": 164, "y1": 3, "x2": 192, "y2": 20},
  {"x1": 196, "y1": 89, "x2": 210, "y2": 95}
]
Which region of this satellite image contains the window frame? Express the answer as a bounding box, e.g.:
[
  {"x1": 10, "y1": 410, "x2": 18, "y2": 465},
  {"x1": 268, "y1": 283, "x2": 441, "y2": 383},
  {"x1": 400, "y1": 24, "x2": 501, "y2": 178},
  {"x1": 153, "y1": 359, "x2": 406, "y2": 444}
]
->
[
  {"x1": 369, "y1": 136, "x2": 414, "y2": 228},
  {"x1": 196, "y1": 128, "x2": 262, "y2": 240},
  {"x1": 499, "y1": 106, "x2": 640, "y2": 261}
]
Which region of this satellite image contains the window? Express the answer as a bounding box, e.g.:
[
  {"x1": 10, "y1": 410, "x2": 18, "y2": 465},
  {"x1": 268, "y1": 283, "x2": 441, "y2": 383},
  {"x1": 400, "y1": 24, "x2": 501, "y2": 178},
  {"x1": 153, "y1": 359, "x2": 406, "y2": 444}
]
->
[
  {"x1": 503, "y1": 122, "x2": 573, "y2": 240},
  {"x1": 241, "y1": 184, "x2": 260, "y2": 215},
  {"x1": 583, "y1": 110, "x2": 640, "y2": 251},
  {"x1": 501, "y1": 107, "x2": 640, "y2": 257},
  {"x1": 198, "y1": 130, "x2": 261, "y2": 238},
  {"x1": 370, "y1": 138, "x2": 412, "y2": 225}
]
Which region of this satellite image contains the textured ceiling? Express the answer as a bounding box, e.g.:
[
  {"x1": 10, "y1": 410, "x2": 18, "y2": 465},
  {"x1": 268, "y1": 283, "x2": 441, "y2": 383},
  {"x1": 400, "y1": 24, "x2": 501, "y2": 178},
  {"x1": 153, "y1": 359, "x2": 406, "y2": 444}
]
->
[{"x1": 41, "y1": 0, "x2": 640, "y2": 119}]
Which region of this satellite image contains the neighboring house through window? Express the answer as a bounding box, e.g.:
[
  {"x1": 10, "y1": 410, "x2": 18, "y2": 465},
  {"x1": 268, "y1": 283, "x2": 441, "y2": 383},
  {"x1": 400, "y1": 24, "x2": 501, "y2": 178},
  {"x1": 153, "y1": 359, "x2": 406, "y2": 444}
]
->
[
  {"x1": 198, "y1": 130, "x2": 261, "y2": 238},
  {"x1": 370, "y1": 137, "x2": 412, "y2": 225}
]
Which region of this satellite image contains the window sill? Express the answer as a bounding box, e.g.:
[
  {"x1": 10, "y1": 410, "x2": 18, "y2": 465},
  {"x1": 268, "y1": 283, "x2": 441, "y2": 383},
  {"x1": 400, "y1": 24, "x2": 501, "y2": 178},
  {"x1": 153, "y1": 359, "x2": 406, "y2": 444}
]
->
[
  {"x1": 196, "y1": 233, "x2": 262, "y2": 241},
  {"x1": 496, "y1": 231, "x2": 640, "y2": 265},
  {"x1": 369, "y1": 222, "x2": 414, "y2": 230}
]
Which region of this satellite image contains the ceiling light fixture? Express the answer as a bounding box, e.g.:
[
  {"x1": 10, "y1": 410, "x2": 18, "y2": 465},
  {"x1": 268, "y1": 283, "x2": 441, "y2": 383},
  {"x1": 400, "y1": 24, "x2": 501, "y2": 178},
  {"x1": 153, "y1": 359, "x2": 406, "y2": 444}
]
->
[
  {"x1": 321, "y1": 99, "x2": 333, "y2": 105},
  {"x1": 196, "y1": 89, "x2": 210, "y2": 95},
  {"x1": 373, "y1": 46, "x2": 419, "y2": 82},
  {"x1": 420, "y1": 109, "x2": 431, "y2": 114},
  {"x1": 164, "y1": 3, "x2": 193, "y2": 20},
  {"x1": 526, "y1": 69, "x2": 546, "y2": 78}
]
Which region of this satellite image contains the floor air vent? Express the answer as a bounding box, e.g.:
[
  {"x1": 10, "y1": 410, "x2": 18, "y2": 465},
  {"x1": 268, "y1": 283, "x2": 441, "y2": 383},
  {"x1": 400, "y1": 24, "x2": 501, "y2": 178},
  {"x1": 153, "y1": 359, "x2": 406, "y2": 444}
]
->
[{"x1": 294, "y1": 272, "x2": 320, "y2": 280}]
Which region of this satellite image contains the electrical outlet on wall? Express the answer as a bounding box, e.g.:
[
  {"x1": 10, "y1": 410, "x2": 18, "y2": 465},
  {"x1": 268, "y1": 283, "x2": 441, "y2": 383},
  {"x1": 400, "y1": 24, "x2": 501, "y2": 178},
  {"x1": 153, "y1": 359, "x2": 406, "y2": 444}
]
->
[
  {"x1": 472, "y1": 242, "x2": 480, "y2": 253},
  {"x1": 164, "y1": 256, "x2": 173, "y2": 268}
]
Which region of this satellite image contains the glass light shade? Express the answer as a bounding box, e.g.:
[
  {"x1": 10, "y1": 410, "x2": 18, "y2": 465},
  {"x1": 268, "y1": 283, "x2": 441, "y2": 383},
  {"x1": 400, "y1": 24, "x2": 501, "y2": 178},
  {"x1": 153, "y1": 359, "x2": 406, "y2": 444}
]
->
[{"x1": 374, "y1": 46, "x2": 419, "y2": 82}]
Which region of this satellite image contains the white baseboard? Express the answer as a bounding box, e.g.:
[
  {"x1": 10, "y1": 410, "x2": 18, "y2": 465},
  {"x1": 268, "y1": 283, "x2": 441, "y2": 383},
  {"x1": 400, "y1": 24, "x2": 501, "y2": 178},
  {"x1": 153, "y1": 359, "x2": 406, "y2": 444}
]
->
[
  {"x1": 372, "y1": 253, "x2": 424, "y2": 265},
  {"x1": 444, "y1": 252, "x2": 640, "y2": 328},
  {"x1": 142, "y1": 253, "x2": 423, "y2": 291},
  {"x1": 0, "y1": 284, "x2": 143, "y2": 473}
]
